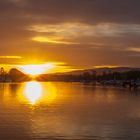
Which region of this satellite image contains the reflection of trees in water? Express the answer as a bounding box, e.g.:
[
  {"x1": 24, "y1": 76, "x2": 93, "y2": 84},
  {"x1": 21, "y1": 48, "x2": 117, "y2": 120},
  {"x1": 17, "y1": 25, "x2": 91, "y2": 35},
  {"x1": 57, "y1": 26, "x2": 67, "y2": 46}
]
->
[
  {"x1": 9, "y1": 84, "x2": 21, "y2": 97},
  {"x1": 0, "y1": 84, "x2": 20, "y2": 100},
  {"x1": 0, "y1": 83, "x2": 5, "y2": 99},
  {"x1": 129, "y1": 88, "x2": 140, "y2": 96}
]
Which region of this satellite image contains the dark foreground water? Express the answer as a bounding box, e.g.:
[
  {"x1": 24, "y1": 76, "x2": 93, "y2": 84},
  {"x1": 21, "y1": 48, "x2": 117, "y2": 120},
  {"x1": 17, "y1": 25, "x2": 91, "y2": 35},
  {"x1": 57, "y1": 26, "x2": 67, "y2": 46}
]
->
[{"x1": 0, "y1": 82, "x2": 140, "y2": 140}]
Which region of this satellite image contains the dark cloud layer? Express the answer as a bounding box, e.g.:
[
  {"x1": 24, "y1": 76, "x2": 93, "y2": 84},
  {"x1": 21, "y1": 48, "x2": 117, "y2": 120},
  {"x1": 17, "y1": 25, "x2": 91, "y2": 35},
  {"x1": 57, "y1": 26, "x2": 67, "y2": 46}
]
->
[
  {"x1": 0, "y1": 0, "x2": 140, "y2": 68},
  {"x1": 18, "y1": 0, "x2": 140, "y2": 24}
]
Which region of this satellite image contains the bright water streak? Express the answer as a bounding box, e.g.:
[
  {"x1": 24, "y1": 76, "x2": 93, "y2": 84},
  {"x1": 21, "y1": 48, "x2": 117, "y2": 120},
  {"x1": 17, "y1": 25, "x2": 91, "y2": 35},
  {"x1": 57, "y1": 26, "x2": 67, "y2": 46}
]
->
[{"x1": 0, "y1": 82, "x2": 140, "y2": 139}]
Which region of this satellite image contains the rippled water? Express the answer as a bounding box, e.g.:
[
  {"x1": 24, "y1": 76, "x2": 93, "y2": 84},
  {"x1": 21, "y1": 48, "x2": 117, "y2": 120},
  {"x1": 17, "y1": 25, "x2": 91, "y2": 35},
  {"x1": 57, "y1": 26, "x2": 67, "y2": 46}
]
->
[{"x1": 0, "y1": 82, "x2": 140, "y2": 140}]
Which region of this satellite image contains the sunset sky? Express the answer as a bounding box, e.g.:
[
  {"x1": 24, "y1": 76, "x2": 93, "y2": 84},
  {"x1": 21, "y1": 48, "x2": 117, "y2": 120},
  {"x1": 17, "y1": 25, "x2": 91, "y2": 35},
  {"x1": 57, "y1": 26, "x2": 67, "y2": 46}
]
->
[{"x1": 0, "y1": 0, "x2": 140, "y2": 73}]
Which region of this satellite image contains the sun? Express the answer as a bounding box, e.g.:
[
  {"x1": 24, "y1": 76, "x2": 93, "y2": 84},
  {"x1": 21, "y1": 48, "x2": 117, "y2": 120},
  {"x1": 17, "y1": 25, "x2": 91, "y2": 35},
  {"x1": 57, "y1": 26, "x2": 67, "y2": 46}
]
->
[
  {"x1": 22, "y1": 65, "x2": 45, "y2": 76},
  {"x1": 20, "y1": 64, "x2": 54, "y2": 76}
]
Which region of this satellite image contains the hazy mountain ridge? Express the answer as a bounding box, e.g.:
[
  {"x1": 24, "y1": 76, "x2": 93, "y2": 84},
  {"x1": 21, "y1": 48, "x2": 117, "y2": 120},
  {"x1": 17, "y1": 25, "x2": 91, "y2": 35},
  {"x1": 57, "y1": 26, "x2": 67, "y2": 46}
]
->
[{"x1": 52, "y1": 67, "x2": 140, "y2": 76}]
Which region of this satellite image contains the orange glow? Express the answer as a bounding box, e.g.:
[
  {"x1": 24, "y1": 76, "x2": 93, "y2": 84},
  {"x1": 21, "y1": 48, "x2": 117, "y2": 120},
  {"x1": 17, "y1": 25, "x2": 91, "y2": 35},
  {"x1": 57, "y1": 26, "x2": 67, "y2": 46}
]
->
[
  {"x1": 94, "y1": 65, "x2": 119, "y2": 68},
  {"x1": 0, "y1": 56, "x2": 22, "y2": 59},
  {"x1": 0, "y1": 62, "x2": 79, "y2": 75},
  {"x1": 19, "y1": 63, "x2": 54, "y2": 76},
  {"x1": 32, "y1": 36, "x2": 72, "y2": 44}
]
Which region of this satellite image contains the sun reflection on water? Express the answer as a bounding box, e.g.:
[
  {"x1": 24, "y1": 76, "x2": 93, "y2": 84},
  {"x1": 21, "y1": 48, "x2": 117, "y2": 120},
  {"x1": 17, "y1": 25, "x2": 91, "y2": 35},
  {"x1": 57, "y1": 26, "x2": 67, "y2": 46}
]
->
[
  {"x1": 3, "y1": 82, "x2": 59, "y2": 106},
  {"x1": 20, "y1": 82, "x2": 58, "y2": 106},
  {"x1": 24, "y1": 82, "x2": 42, "y2": 105}
]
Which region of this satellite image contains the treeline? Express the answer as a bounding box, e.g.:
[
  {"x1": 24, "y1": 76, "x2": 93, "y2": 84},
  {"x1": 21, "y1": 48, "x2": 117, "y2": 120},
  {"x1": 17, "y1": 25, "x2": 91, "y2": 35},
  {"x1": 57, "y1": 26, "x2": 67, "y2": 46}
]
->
[
  {"x1": 36, "y1": 73, "x2": 95, "y2": 82},
  {"x1": 37, "y1": 70, "x2": 140, "y2": 82},
  {"x1": 98, "y1": 71, "x2": 140, "y2": 81},
  {"x1": 1, "y1": 67, "x2": 140, "y2": 83}
]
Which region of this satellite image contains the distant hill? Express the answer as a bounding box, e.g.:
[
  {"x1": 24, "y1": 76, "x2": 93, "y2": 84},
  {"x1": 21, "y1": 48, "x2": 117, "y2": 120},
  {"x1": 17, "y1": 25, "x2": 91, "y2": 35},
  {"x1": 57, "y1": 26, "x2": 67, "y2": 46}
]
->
[
  {"x1": 9, "y1": 68, "x2": 31, "y2": 82},
  {"x1": 52, "y1": 67, "x2": 140, "y2": 76},
  {"x1": 9, "y1": 68, "x2": 25, "y2": 75},
  {"x1": 36, "y1": 67, "x2": 140, "y2": 82}
]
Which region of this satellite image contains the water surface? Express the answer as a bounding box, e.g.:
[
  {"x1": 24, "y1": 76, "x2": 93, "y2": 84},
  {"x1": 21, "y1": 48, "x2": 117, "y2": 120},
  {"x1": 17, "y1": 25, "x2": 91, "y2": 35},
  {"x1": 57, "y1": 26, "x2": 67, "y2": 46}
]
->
[{"x1": 0, "y1": 82, "x2": 140, "y2": 140}]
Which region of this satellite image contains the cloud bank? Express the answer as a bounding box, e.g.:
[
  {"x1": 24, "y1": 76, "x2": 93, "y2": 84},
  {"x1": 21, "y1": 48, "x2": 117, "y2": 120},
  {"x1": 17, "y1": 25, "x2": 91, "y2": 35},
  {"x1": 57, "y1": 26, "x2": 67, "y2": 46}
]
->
[{"x1": 0, "y1": 0, "x2": 140, "y2": 68}]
